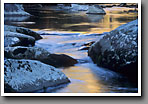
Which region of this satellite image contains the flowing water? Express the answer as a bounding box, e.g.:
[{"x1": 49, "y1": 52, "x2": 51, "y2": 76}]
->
[{"x1": 5, "y1": 7, "x2": 138, "y2": 93}]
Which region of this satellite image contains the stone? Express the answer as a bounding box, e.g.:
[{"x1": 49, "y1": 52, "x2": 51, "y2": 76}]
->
[
  {"x1": 5, "y1": 46, "x2": 50, "y2": 59},
  {"x1": 82, "y1": 41, "x2": 95, "y2": 46},
  {"x1": 4, "y1": 59, "x2": 70, "y2": 93},
  {"x1": 88, "y1": 20, "x2": 138, "y2": 86},
  {"x1": 4, "y1": 4, "x2": 30, "y2": 16},
  {"x1": 5, "y1": 25, "x2": 42, "y2": 40},
  {"x1": 4, "y1": 31, "x2": 35, "y2": 47},
  {"x1": 78, "y1": 41, "x2": 95, "y2": 51},
  {"x1": 86, "y1": 5, "x2": 106, "y2": 14},
  {"x1": 5, "y1": 46, "x2": 78, "y2": 67},
  {"x1": 70, "y1": 4, "x2": 89, "y2": 11},
  {"x1": 40, "y1": 54, "x2": 78, "y2": 67}
]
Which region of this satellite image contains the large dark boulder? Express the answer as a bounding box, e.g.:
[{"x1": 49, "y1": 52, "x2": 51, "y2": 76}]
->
[
  {"x1": 40, "y1": 54, "x2": 78, "y2": 67},
  {"x1": 5, "y1": 25, "x2": 42, "y2": 40},
  {"x1": 4, "y1": 31, "x2": 35, "y2": 47},
  {"x1": 5, "y1": 46, "x2": 78, "y2": 67},
  {"x1": 88, "y1": 20, "x2": 138, "y2": 86},
  {"x1": 4, "y1": 59, "x2": 70, "y2": 93}
]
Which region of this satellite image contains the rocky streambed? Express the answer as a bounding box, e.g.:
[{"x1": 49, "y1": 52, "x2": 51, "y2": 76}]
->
[
  {"x1": 4, "y1": 19, "x2": 138, "y2": 93},
  {"x1": 4, "y1": 25, "x2": 76, "y2": 93},
  {"x1": 4, "y1": 3, "x2": 138, "y2": 93},
  {"x1": 35, "y1": 20, "x2": 138, "y2": 93}
]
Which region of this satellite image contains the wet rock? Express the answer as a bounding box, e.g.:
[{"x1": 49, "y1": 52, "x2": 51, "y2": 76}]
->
[
  {"x1": 5, "y1": 46, "x2": 78, "y2": 67},
  {"x1": 86, "y1": 5, "x2": 106, "y2": 14},
  {"x1": 4, "y1": 4, "x2": 30, "y2": 16},
  {"x1": 124, "y1": 9, "x2": 138, "y2": 14},
  {"x1": 119, "y1": 3, "x2": 127, "y2": 7},
  {"x1": 5, "y1": 46, "x2": 50, "y2": 59},
  {"x1": 5, "y1": 25, "x2": 42, "y2": 40},
  {"x1": 86, "y1": 14, "x2": 104, "y2": 22},
  {"x1": 52, "y1": 4, "x2": 89, "y2": 12},
  {"x1": 70, "y1": 4, "x2": 89, "y2": 11},
  {"x1": 88, "y1": 20, "x2": 138, "y2": 86},
  {"x1": 82, "y1": 41, "x2": 95, "y2": 46},
  {"x1": 23, "y1": 4, "x2": 43, "y2": 9},
  {"x1": 4, "y1": 59, "x2": 70, "y2": 93},
  {"x1": 41, "y1": 54, "x2": 78, "y2": 67},
  {"x1": 78, "y1": 46, "x2": 89, "y2": 51},
  {"x1": 78, "y1": 41, "x2": 95, "y2": 51},
  {"x1": 4, "y1": 31, "x2": 35, "y2": 47}
]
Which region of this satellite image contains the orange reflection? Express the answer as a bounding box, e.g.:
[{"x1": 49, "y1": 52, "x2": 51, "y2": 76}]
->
[
  {"x1": 31, "y1": 7, "x2": 137, "y2": 35},
  {"x1": 59, "y1": 66, "x2": 109, "y2": 93}
]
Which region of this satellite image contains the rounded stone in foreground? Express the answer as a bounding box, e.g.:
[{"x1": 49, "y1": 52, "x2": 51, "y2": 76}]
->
[{"x1": 4, "y1": 59, "x2": 70, "y2": 93}]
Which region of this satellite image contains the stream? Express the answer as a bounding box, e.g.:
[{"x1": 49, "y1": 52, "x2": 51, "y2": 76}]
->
[{"x1": 5, "y1": 7, "x2": 138, "y2": 93}]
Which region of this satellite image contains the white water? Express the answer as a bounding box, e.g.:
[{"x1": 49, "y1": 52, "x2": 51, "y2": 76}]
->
[
  {"x1": 4, "y1": 5, "x2": 138, "y2": 93},
  {"x1": 36, "y1": 33, "x2": 138, "y2": 93}
]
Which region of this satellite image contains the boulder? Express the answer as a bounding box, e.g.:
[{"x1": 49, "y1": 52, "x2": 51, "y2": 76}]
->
[
  {"x1": 4, "y1": 25, "x2": 42, "y2": 40},
  {"x1": 5, "y1": 46, "x2": 78, "y2": 67},
  {"x1": 40, "y1": 54, "x2": 78, "y2": 67},
  {"x1": 88, "y1": 20, "x2": 138, "y2": 86},
  {"x1": 4, "y1": 37, "x2": 20, "y2": 47},
  {"x1": 5, "y1": 46, "x2": 50, "y2": 59},
  {"x1": 86, "y1": 5, "x2": 106, "y2": 14},
  {"x1": 4, "y1": 59, "x2": 70, "y2": 93},
  {"x1": 4, "y1": 4, "x2": 30, "y2": 16},
  {"x1": 78, "y1": 41, "x2": 95, "y2": 51},
  {"x1": 70, "y1": 4, "x2": 89, "y2": 11},
  {"x1": 4, "y1": 31, "x2": 35, "y2": 47}
]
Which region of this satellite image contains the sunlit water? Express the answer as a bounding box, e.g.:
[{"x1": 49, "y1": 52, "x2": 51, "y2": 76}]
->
[
  {"x1": 5, "y1": 7, "x2": 138, "y2": 93},
  {"x1": 5, "y1": 7, "x2": 138, "y2": 34},
  {"x1": 35, "y1": 34, "x2": 137, "y2": 93}
]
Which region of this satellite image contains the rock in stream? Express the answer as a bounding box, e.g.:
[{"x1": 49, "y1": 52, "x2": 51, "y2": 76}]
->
[
  {"x1": 4, "y1": 59, "x2": 70, "y2": 93},
  {"x1": 5, "y1": 46, "x2": 78, "y2": 67},
  {"x1": 88, "y1": 20, "x2": 138, "y2": 86}
]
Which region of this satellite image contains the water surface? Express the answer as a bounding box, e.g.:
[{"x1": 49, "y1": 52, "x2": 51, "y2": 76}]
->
[
  {"x1": 5, "y1": 7, "x2": 138, "y2": 34},
  {"x1": 5, "y1": 7, "x2": 138, "y2": 93}
]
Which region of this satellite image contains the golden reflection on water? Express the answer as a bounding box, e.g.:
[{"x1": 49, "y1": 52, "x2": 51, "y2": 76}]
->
[
  {"x1": 60, "y1": 66, "x2": 108, "y2": 93},
  {"x1": 32, "y1": 7, "x2": 137, "y2": 34},
  {"x1": 34, "y1": 7, "x2": 138, "y2": 93}
]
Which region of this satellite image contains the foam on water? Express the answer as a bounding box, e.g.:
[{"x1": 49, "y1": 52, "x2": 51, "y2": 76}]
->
[{"x1": 35, "y1": 32, "x2": 138, "y2": 93}]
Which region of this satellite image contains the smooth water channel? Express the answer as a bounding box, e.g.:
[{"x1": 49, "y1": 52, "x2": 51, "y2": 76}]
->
[{"x1": 5, "y1": 7, "x2": 138, "y2": 93}]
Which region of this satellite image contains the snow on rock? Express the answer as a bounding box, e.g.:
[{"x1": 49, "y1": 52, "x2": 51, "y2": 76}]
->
[
  {"x1": 4, "y1": 31, "x2": 35, "y2": 47},
  {"x1": 4, "y1": 4, "x2": 30, "y2": 16},
  {"x1": 88, "y1": 20, "x2": 138, "y2": 86},
  {"x1": 5, "y1": 25, "x2": 42, "y2": 40},
  {"x1": 4, "y1": 59, "x2": 70, "y2": 93}
]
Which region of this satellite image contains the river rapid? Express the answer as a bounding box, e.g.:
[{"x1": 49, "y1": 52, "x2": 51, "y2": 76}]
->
[{"x1": 5, "y1": 7, "x2": 138, "y2": 93}]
